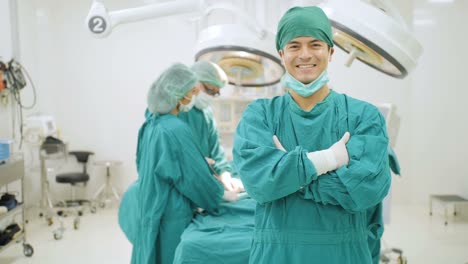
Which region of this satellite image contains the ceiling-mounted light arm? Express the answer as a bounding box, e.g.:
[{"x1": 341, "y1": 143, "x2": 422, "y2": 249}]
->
[
  {"x1": 111, "y1": 0, "x2": 205, "y2": 27},
  {"x1": 345, "y1": 47, "x2": 366, "y2": 67},
  {"x1": 369, "y1": 0, "x2": 409, "y2": 31},
  {"x1": 202, "y1": 3, "x2": 267, "y2": 40},
  {"x1": 85, "y1": 0, "x2": 205, "y2": 38}
]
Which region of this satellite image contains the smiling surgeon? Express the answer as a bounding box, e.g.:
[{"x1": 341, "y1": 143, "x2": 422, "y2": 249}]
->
[{"x1": 233, "y1": 6, "x2": 391, "y2": 264}]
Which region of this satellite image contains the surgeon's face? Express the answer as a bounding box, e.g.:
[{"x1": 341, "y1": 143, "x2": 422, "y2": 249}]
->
[
  {"x1": 200, "y1": 82, "x2": 220, "y2": 97},
  {"x1": 180, "y1": 86, "x2": 200, "y2": 105},
  {"x1": 279, "y1": 36, "x2": 334, "y2": 84}
]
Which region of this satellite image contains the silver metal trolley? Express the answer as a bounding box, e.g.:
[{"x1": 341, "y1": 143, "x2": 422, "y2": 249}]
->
[{"x1": 0, "y1": 158, "x2": 34, "y2": 257}]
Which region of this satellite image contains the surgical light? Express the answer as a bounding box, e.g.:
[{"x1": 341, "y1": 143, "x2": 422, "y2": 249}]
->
[
  {"x1": 193, "y1": 3, "x2": 283, "y2": 87},
  {"x1": 319, "y1": 0, "x2": 423, "y2": 78},
  {"x1": 85, "y1": 0, "x2": 422, "y2": 82},
  {"x1": 85, "y1": 0, "x2": 284, "y2": 87},
  {"x1": 194, "y1": 24, "x2": 283, "y2": 87}
]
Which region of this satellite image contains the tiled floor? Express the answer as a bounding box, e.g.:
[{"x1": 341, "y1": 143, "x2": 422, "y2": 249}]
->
[
  {"x1": 1, "y1": 204, "x2": 467, "y2": 264},
  {"x1": 381, "y1": 204, "x2": 468, "y2": 264},
  {"x1": 0, "y1": 205, "x2": 131, "y2": 264}
]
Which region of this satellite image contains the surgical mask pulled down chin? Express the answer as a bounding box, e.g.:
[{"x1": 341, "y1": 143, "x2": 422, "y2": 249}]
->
[
  {"x1": 281, "y1": 70, "x2": 329, "y2": 97},
  {"x1": 178, "y1": 95, "x2": 197, "y2": 112},
  {"x1": 194, "y1": 92, "x2": 213, "y2": 109}
]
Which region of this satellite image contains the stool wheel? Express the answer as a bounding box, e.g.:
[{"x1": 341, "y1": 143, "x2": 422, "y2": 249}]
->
[
  {"x1": 54, "y1": 230, "x2": 63, "y2": 240},
  {"x1": 23, "y1": 244, "x2": 34, "y2": 257},
  {"x1": 74, "y1": 217, "x2": 80, "y2": 230}
]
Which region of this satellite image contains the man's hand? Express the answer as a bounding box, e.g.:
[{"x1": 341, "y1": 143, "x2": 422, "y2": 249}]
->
[
  {"x1": 329, "y1": 132, "x2": 350, "y2": 169},
  {"x1": 306, "y1": 132, "x2": 351, "y2": 176}
]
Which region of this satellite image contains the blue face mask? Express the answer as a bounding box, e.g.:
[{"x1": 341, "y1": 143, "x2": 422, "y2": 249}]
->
[{"x1": 281, "y1": 70, "x2": 329, "y2": 97}]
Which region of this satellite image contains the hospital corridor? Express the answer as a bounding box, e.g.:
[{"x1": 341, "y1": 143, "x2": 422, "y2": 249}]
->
[{"x1": 1, "y1": 0, "x2": 468, "y2": 263}]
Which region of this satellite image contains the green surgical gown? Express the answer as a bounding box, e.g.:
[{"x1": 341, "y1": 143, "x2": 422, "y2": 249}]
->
[
  {"x1": 233, "y1": 91, "x2": 391, "y2": 264},
  {"x1": 119, "y1": 113, "x2": 224, "y2": 264},
  {"x1": 173, "y1": 198, "x2": 256, "y2": 264},
  {"x1": 179, "y1": 107, "x2": 232, "y2": 175}
]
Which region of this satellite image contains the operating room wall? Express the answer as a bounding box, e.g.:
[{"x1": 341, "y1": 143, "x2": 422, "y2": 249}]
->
[
  {"x1": 408, "y1": 0, "x2": 468, "y2": 216},
  {"x1": 10, "y1": 0, "x2": 468, "y2": 210},
  {"x1": 329, "y1": 0, "x2": 468, "y2": 211},
  {"x1": 14, "y1": 0, "x2": 200, "y2": 204},
  {"x1": 0, "y1": 0, "x2": 14, "y2": 139},
  {"x1": 328, "y1": 0, "x2": 468, "y2": 213}
]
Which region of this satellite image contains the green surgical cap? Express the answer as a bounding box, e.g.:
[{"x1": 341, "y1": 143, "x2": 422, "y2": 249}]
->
[
  {"x1": 147, "y1": 63, "x2": 197, "y2": 114},
  {"x1": 191, "y1": 61, "x2": 228, "y2": 88},
  {"x1": 276, "y1": 6, "x2": 334, "y2": 51}
]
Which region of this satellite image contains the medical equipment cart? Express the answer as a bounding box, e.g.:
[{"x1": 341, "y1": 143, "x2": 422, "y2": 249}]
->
[{"x1": 0, "y1": 158, "x2": 34, "y2": 257}]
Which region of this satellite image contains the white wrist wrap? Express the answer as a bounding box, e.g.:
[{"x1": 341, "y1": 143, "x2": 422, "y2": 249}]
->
[{"x1": 307, "y1": 149, "x2": 337, "y2": 176}]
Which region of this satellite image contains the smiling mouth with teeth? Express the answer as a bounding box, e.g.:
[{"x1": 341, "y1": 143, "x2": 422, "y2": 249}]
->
[{"x1": 297, "y1": 64, "x2": 317, "y2": 68}]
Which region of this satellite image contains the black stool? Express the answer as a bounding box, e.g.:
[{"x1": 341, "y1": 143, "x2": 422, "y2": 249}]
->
[
  {"x1": 52, "y1": 151, "x2": 96, "y2": 238},
  {"x1": 55, "y1": 151, "x2": 94, "y2": 209},
  {"x1": 51, "y1": 151, "x2": 97, "y2": 239}
]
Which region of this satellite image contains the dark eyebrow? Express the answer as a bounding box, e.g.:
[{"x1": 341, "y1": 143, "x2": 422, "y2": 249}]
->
[
  {"x1": 310, "y1": 39, "x2": 325, "y2": 44},
  {"x1": 286, "y1": 40, "x2": 301, "y2": 45},
  {"x1": 287, "y1": 39, "x2": 324, "y2": 45}
]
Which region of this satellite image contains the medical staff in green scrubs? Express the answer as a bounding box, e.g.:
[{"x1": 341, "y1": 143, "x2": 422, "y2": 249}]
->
[
  {"x1": 233, "y1": 6, "x2": 391, "y2": 264},
  {"x1": 179, "y1": 61, "x2": 243, "y2": 192},
  {"x1": 119, "y1": 63, "x2": 237, "y2": 264}
]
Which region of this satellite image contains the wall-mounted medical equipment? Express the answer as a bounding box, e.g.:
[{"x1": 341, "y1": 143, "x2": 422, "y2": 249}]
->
[
  {"x1": 23, "y1": 115, "x2": 58, "y2": 145},
  {"x1": 319, "y1": 0, "x2": 423, "y2": 78},
  {"x1": 1, "y1": 58, "x2": 37, "y2": 149},
  {"x1": 0, "y1": 59, "x2": 27, "y2": 91},
  {"x1": 0, "y1": 71, "x2": 6, "y2": 91},
  {"x1": 85, "y1": 0, "x2": 284, "y2": 87}
]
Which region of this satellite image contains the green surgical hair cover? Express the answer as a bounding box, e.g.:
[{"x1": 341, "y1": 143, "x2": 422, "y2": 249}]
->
[
  {"x1": 147, "y1": 63, "x2": 197, "y2": 114},
  {"x1": 191, "y1": 61, "x2": 228, "y2": 88},
  {"x1": 276, "y1": 6, "x2": 334, "y2": 51}
]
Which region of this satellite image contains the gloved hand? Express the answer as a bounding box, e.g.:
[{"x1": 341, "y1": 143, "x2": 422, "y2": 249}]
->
[
  {"x1": 306, "y1": 132, "x2": 350, "y2": 176},
  {"x1": 230, "y1": 178, "x2": 245, "y2": 192},
  {"x1": 273, "y1": 133, "x2": 350, "y2": 175},
  {"x1": 218, "y1": 172, "x2": 245, "y2": 192},
  {"x1": 223, "y1": 191, "x2": 239, "y2": 202},
  {"x1": 329, "y1": 132, "x2": 350, "y2": 168}
]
